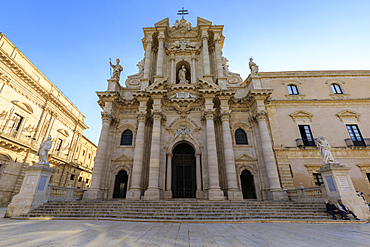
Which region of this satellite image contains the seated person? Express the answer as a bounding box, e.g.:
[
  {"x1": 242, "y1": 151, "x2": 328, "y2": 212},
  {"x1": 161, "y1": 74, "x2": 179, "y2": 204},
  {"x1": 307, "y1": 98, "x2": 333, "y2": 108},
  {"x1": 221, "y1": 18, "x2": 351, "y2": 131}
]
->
[
  {"x1": 326, "y1": 200, "x2": 348, "y2": 220},
  {"x1": 337, "y1": 199, "x2": 360, "y2": 220}
]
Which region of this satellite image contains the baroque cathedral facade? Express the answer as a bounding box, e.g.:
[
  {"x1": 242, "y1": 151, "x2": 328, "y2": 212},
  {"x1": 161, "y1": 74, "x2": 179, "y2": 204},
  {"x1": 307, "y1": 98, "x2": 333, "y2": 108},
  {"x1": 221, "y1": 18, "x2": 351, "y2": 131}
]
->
[{"x1": 84, "y1": 17, "x2": 370, "y2": 201}]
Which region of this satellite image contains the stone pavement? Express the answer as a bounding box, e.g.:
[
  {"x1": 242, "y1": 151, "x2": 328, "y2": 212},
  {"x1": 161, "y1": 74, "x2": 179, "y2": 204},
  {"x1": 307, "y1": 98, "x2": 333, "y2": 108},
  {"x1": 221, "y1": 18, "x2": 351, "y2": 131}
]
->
[{"x1": 1, "y1": 208, "x2": 370, "y2": 247}]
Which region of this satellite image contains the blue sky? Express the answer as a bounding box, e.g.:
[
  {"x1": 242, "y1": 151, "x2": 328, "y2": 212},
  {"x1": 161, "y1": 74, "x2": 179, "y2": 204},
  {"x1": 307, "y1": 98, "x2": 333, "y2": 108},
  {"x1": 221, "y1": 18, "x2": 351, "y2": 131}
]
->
[{"x1": 1, "y1": 0, "x2": 370, "y2": 144}]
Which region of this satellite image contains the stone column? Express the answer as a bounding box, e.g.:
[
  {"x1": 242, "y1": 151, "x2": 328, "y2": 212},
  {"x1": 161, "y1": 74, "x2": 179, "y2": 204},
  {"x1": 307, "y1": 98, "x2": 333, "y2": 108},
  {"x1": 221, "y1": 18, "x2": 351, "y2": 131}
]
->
[
  {"x1": 195, "y1": 152, "x2": 203, "y2": 198},
  {"x1": 255, "y1": 111, "x2": 287, "y2": 200},
  {"x1": 201, "y1": 30, "x2": 211, "y2": 76},
  {"x1": 214, "y1": 34, "x2": 224, "y2": 78},
  {"x1": 143, "y1": 36, "x2": 153, "y2": 79},
  {"x1": 220, "y1": 111, "x2": 243, "y2": 200},
  {"x1": 126, "y1": 112, "x2": 147, "y2": 200},
  {"x1": 144, "y1": 104, "x2": 162, "y2": 200},
  {"x1": 204, "y1": 105, "x2": 224, "y2": 200},
  {"x1": 156, "y1": 32, "x2": 165, "y2": 77},
  {"x1": 164, "y1": 152, "x2": 172, "y2": 198},
  {"x1": 170, "y1": 53, "x2": 175, "y2": 84},
  {"x1": 83, "y1": 112, "x2": 113, "y2": 200},
  {"x1": 191, "y1": 52, "x2": 197, "y2": 84}
]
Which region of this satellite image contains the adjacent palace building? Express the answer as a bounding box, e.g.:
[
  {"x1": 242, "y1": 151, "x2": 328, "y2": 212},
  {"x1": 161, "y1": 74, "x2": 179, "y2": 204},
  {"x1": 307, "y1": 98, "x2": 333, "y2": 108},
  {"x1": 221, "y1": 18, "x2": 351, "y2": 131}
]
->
[{"x1": 0, "y1": 33, "x2": 97, "y2": 205}]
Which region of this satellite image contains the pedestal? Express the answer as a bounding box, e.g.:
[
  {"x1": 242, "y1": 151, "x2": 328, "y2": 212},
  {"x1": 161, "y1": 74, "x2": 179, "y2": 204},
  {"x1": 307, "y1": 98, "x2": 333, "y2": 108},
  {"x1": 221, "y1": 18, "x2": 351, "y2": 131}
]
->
[
  {"x1": 126, "y1": 188, "x2": 142, "y2": 200},
  {"x1": 227, "y1": 189, "x2": 243, "y2": 200},
  {"x1": 5, "y1": 164, "x2": 54, "y2": 217},
  {"x1": 318, "y1": 162, "x2": 370, "y2": 220},
  {"x1": 83, "y1": 188, "x2": 104, "y2": 200},
  {"x1": 143, "y1": 188, "x2": 160, "y2": 200},
  {"x1": 267, "y1": 188, "x2": 289, "y2": 200},
  {"x1": 208, "y1": 188, "x2": 225, "y2": 200}
]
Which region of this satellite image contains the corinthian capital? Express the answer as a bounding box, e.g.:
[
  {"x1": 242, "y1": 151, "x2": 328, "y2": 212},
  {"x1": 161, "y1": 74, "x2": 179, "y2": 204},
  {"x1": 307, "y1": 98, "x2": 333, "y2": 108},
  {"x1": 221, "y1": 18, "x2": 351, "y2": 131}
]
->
[
  {"x1": 137, "y1": 112, "x2": 146, "y2": 122},
  {"x1": 201, "y1": 30, "x2": 209, "y2": 40},
  {"x1": 202, "y1": 109, "x2": 215, "y2": 120},
  {"x1": 146, "y1": 36, "x2": 153, "y2": 45},
  {"x1": 158, "y1": 32, "x2": 165, "y2": 41},
  {"x1": 253, "y1": 110, "x2": 268, "y2": 122},
  {"x1": 152, "y1": 110, "x2": 163, "y2": 120},
  {"x1": 101, "y1": 111, "x2": 114, "y2": 122},
  {"x1": 220, "y1": 110, "x2": 231, "y2": 121}
]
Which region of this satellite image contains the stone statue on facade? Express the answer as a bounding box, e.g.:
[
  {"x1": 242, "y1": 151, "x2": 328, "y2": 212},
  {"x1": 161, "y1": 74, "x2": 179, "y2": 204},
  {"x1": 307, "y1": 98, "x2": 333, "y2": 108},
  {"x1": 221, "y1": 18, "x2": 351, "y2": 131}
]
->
[
  {"x1": 110, "y1": 58, "x2": 123, "y2": 80},
  {"x1": 173, "y1": 20, "x2": 180, "y2": 28},
  {"x1": 136, "y1": 58, "x2": 144, "y2": 73},
  {"x1": 36, "y1": 136, "x2": 52, "y2": 166},
  {"x1": 249, "y1": 58, "x2": 259, "y2": 75},
  {"x1": 317, "y1": 135, "x2": 336, "y2": 164},
  {"x1": 178, "y1": 65, "x2": 189, "y2": 84}
]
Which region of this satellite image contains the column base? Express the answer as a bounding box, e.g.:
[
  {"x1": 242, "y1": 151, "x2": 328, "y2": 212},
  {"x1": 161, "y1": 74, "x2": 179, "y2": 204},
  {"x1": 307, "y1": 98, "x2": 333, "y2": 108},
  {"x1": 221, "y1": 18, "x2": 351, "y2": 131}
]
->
[
  {"x1": 208, "y1": 188, "x2": 225, "y2": 200},
  {"x1": 83, "y1": 188, "x2": 104, "y2": 200},
  {"x1": 126, "y1": 188, "x2": 142, "y2": 200},
  {"x1": 143, "y1": 188, "x2": 160, "y2": 200},
  {"x1": 164, "y1": 190, "x2": 172, "y2": 199},
  {"x1": 196, "y1": 190, "x2": 204, "y2": 199},
  {"x1": 227, "y1": 189, "x2": 243, "y2": 200},
  {"x1": 267, "y1": 188, "x2": 288, "y2": 201}
]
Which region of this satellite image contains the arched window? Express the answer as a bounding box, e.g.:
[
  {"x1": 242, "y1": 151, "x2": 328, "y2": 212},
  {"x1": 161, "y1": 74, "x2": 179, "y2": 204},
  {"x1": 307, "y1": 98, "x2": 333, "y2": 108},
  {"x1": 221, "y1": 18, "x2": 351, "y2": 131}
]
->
[
  {"x1": 120, "y1": 130, "x2": 133, "y2": 146},
  {"x1": 287, "y1": 84, "x2": 299, "y2": 95},
  {"x1": 235, "y1": 128, "x2": 248, "y2": 145},
  {"x1": 331, "y1": 84, "x2": 343, "y2": 94}
]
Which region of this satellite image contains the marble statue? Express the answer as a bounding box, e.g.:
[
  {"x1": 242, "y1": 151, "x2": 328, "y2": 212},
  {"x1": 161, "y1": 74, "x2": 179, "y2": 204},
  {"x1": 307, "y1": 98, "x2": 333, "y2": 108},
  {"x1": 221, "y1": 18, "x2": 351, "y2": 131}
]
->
[
  {"x1": 178, "y1": 65, "x2": 188, "y2": 84},
  {"x1": 249, "y1": 58, "x2": 259, "y2": 75},
  {"x1": 110, "y1": 58, "x2": 123, "y2": 80},
  {"x1": 317, "y1": 135, "x2": 336, "y2": 164},
  {"x1": 186, "y1": 22, "x2": 192, "y2": 31},
  {"x1": 136, "y1": 58, "x2": 144, "y2": 73},
  {"x1": 36, "y1": 136, "x2": 52, "y2": 165},
  {"x1": 173, "y1": 20, "x2": 179, "y2": 28}
]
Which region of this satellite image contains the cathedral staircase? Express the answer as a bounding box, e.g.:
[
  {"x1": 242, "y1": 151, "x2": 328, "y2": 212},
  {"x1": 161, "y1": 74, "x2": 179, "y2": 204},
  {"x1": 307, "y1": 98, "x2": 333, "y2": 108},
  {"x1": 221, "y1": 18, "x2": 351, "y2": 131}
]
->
[{"x1": 13, "y1": 199, "x2": 364, "y2": 223}]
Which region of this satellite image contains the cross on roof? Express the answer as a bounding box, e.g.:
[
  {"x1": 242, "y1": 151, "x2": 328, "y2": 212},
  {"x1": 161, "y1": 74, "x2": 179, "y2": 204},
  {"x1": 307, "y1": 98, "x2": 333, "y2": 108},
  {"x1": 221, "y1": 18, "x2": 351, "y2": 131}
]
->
[{"x1": 177, "y1": 7, "x2": 189, "y2": 20}]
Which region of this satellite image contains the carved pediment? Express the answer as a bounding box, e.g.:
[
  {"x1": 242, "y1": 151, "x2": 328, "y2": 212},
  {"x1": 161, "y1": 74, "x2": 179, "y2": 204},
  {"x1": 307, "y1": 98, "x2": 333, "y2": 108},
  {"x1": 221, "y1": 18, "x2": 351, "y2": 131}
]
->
[
  {"x1": 289, "y1": 110, "x2": 313, "y2": 122},
  {"x1": 197, "y1": 17, "x2": 212, "y2": 26},
  {"x1": 235, "y1": 153, "x2": 258, "y2": 163},
  {"x1": 57, "y1": 129, "x2": 69, "y2": 137},
  {"x1": 154, "y1": 18, "x2": 169, "y2": 27},
  {"x1": 112, "y1": 153, "x2": 133, "y2": 163},
  {"x1": 145, "y1": 78, "x2": 168, "y2": 93},
  {"x1": 198, "y1": 78, "x2": 221, "y2": 93}
]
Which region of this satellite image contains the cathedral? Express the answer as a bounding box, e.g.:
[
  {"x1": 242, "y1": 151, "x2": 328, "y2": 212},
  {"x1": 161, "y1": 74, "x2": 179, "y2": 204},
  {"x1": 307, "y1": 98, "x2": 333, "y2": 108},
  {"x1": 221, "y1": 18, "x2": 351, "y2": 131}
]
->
[{"x1": 83, "y1": 17, "x2": 370, "y2": 202}]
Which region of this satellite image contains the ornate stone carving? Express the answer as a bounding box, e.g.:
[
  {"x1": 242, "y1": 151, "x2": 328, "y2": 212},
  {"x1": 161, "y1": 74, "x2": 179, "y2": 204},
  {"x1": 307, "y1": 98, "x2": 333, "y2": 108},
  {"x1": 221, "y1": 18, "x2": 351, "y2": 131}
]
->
[
  {"x1": 36, "y1": 136, "x2": 52, "y2": 166},
  {"x1": 168, "y1": 38, "x2": 198, "y2": 51},
  {"x1": 110, "y1": 58, "x2": 123, "y2": 81},
  {"x1": 178, "y1": 65, "x2": 189, "y2": 84},
  {"x1": 222, "y1": 56, "x2": 243, "y2": 85},
  {"x1": 170, "y1": 91, "x2": 196, "y2": 100},
  {"x1": 317, "y1": 135, "x2": 336, "y2": 164},
  {"x1": 173, "y1": 125, "x2": 195, "y2": 141},
  {"x1": 249, "y1": 58, "x2": 259, "y2": 76},
  {"x1": 203, "y1": 109, "x2": 215, "y2": 120},
  {"x1": 101, "y1": 112, "x2": 114, "y2": 122},
  {"x1": 173, "y1": 102, "x2": 193, "y2": 115},
  {"x1": 250, "y1": 110, "x2": 268, "y2": 122},
  {"x1": 220, "y1": 110, "x2": 231, "y2": 121},
  {"x1": 137, "y1": 112, "x2": 146, "y2": 122}
]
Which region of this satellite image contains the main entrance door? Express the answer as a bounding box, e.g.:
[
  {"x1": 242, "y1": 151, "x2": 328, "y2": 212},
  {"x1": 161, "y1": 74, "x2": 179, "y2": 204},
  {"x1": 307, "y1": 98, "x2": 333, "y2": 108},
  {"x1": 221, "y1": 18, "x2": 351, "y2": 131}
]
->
[
  {"x1": 240, "y1": 170, "x2": 257, "y2": 199},
  {"x1": 172, "y1": 143, "x2": 196, "y2": 198},
  {"x1": 113, "y1": 170, "x2": 128, "y2": 198}
]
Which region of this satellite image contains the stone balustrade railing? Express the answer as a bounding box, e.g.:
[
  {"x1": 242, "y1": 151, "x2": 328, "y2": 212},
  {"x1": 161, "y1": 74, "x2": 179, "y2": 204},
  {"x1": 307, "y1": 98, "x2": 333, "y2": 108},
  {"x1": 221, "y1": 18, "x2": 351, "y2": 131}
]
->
[
  {"x1": 286, "y1": 185, "x2": 327, "y2": 202},
  {"x1": 47, "y1": 184, "x2": 86, "y2": 202}
]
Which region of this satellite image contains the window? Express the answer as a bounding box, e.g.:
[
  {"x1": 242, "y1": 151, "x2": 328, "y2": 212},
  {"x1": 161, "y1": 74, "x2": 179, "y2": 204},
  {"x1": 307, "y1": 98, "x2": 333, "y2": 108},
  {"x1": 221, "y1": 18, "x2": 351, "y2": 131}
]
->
[
  {"x1": 120, "y1": 130, "x2": 133, "y2": 145},
  {"x1": 8, "y1": 113, "x2": 23, "y2": 136},
  {"x1": 331, "y1": 84, "x2": 343, "y2": 94},
  {"x1": 313, "y1": 173, "x2": 324, "y2": 186},
  {"x1": 346, "y1": 125, "x2": 365, "y2": 146},
  {"x1": 82, "y1": 150, "x2": 85, "y2": 156},
  {"x1": 287, "y1": 84, "x2": 299, "y2": 95},
  {"x1": 78, "y1": 177, "x2": 82, "y2": 182},
  {"x1": 55, "y1": 138, "x2": 63, "y2": 151},
  {"x1": 235, "y1": 128, "x2": 248, "y2": 145},
  {"x1": 86, "y1": 178, "x2": 89, "y2": 183},
  {"x1": 70, "y1": 174, "x2": 75, "y2": 180},
  {"x1": 88, "y1": 153, "x2": 91, "y2": 159},
  {"x1": 298, "y1": 125, "x2": 315, "y2": 146},
  {"x1": 366, "y1": 173, "x2": 370, "y2": 183}
]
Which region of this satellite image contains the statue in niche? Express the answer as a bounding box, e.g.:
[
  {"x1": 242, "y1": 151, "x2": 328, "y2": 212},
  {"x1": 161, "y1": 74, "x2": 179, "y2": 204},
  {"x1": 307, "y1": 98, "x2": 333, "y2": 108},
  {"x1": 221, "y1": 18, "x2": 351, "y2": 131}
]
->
[
  {"x1": 110, "y1": 58, "x2": 123, "y2": 80},
  {"x1": 317, "y1": 135, "x2": 336, "y2": 164},
  {"x1": 36, "y1": 136, "x2": 52, "y2": 166},
  {"x1": 178, "y1": 65, "x2": 189, "y2": 84},
  {"x1": 249, "y1": 58, "x2": 259, "y2": 75}
]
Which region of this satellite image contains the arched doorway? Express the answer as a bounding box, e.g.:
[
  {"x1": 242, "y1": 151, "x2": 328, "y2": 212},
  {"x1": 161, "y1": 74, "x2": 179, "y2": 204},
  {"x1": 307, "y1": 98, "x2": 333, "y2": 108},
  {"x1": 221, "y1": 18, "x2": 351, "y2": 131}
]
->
[
  {"x1": 240, "y1": 170, "x2": 257, "y2": 199},
  {"x1": 113, "y1": 170, "x2": 128, "y2": 198},
  {"x1": 172, "y1": 143, "x2": 196, "y2": 198}
]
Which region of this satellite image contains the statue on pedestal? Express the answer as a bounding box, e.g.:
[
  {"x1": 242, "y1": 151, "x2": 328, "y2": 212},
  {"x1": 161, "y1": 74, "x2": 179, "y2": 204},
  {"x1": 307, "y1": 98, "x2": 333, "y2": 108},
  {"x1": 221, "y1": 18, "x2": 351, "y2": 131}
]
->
[
  {"x1": 317, "y1": 135, "x2": 336, "y2": 164},
  {"x1": 178, "y1": 65, "x2": 189, "y2": 84},
  {"x1": 36, "y1": 136, "x2": 52, "y2": 165},
  {"x1": 110, "y1": 58, "x2": 123, "y2": 80},
  {"x1": 249, "y1": 58, "x2": 259, "y2": 75}
]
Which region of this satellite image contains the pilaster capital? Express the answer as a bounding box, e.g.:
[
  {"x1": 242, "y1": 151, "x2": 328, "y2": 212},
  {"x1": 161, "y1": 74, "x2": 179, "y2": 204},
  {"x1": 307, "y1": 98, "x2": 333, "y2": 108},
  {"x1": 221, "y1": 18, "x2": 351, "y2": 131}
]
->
[
  {"x1": 167, "y1": 153, "x2": 173, "y2": 158},
  {"x1": 101, "y1": 111, "x2": 114, "y2": 123},
  {"x1": 152, "y1": 110, "x2": 163, "y2": 120},
  {"x1": 191, "y1": 52, "x2": 197, "y2": 60},
  {"x1": 146, "y1": 36, "x2": 153, "y2": 45},
  {"x1": 195, "y1": 152, "x2": 201, "y2": 158},
  {"x1": 137, "y1": 112, "x2": 147, "y2": 122},
  {"x1": 214, "y1": 34, "x2": 221, "y2": 42},
  {"x1": 220, "y1": 110, "x2": 231, "y2": 121},
  {"x1": 158, "y1": 32, "x2": 165, "y2": 42},
  {"x1": 252, "y1": 110, "x2": 268, "y2": 122},
  {"x1": 202, "y1": 109, "x2": 215, "y2": 120},
  {"x1": 169, "y1": 53, "x2": 175, "y2": 61},
  {"x1": 201, "y1": 30, "x2": 209, "y2": 40}
]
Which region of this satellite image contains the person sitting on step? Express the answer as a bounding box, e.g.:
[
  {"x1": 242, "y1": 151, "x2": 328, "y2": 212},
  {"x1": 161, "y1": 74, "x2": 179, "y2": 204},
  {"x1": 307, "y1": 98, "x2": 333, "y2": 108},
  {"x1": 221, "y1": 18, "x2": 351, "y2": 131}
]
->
[
  {"x1": 326, "y1": 200, "x2": 349, "y2": 220},
  {"x1": 337, "y1": 199, "x2": 360, "y2": 220}
]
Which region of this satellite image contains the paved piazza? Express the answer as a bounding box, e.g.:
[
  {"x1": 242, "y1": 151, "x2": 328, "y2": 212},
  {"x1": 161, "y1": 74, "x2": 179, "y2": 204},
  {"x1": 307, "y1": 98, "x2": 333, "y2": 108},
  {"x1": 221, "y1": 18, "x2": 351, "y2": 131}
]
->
[{"x1": 1, "y1": 208, "x2": 369, "y2": 246}]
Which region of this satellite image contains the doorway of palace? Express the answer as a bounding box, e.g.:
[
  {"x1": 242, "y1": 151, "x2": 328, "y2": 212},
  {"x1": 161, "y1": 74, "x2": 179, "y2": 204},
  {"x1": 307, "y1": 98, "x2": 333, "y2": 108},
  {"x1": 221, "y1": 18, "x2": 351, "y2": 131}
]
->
[
  {"x1": 113, "y1": 170, "x2": 128, "y2": 198},
  {"x1": 240, "y1": 169, "x2": 257, "y2": 199},
  {"x1": 172, "y1": 143, "x2": 196, "y2": 198}
]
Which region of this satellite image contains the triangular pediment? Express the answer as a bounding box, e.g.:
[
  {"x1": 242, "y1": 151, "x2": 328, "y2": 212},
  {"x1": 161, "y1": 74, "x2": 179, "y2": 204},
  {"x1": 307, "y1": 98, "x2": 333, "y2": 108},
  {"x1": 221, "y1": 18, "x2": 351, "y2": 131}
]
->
[
  {"x1": 146, "y1": 78, "x2": 168, "y2": 93},
  {"x1": 154, "y1": 18, "x2": 169, "y2": 27},
  {"x1": 198, "y1": 78, "x2": 221, "y2": 92},
  {"x1": 197, "y1": 17, "x2": 212, "y2": 26},
  {"x1": 235, "y1": 153, "x2": 257, "y2": 162},
  {"x1": 169, "y1": 28, "x2": 197, "y2": 38},
  {"x1": 336, "y1": 110, "x2": 360, "y2": 120},
  {"x1": 113, "y1": 153, "x2": 133, "y2": 162},
  {"x1": 289, "y1": 110, "x2": 313, "y2": 121}
]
